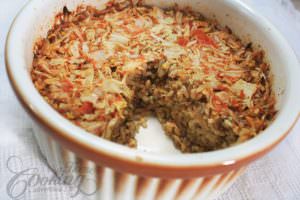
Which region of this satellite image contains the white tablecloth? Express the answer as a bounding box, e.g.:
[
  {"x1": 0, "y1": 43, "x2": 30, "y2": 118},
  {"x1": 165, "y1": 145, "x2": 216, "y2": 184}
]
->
[{"x1": 0, "y1": 0, "x2": 299, "y2": 199}]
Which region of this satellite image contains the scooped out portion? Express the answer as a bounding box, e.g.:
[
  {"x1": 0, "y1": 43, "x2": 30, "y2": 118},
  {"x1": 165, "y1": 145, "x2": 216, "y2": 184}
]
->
[{"x1": 31, "y1": 0, "x2": 276, "y2": 153}]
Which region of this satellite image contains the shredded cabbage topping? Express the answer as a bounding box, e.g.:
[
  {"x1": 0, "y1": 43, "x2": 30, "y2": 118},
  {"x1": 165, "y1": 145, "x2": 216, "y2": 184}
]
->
[{"x1": 31, "y1": 0, "x2": 276, "y2": 152}]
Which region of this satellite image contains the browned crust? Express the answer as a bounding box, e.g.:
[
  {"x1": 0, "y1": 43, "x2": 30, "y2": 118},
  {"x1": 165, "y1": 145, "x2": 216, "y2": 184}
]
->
[{"x1": 31, "y1": 5, "x2": 277, "y2": 152}]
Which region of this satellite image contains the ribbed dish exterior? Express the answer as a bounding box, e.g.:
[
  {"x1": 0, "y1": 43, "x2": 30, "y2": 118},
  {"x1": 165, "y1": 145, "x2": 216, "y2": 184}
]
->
[{"x1": 33, "y1": 125, "x2": 245, "y2": 200}]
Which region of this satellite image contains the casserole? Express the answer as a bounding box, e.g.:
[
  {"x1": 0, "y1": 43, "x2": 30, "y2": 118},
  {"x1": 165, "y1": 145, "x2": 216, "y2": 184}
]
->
[{"x1": 6, "y1": 0, "x2": 300, "y2": 199}]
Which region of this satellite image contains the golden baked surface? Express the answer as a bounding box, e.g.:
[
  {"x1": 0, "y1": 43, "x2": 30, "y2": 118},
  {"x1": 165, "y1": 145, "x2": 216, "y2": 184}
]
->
[{"x1": 31, "y1": 1, "x2": 276, "y2": 152}]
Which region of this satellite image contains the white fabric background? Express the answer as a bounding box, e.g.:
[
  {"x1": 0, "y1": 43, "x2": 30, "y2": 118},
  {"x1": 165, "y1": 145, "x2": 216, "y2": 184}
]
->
[{"x1": 0, "y1": 0, "x2": 299, "y2": 199}]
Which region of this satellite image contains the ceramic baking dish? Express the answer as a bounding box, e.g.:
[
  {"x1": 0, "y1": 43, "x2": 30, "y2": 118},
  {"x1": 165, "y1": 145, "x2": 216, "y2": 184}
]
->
[{"x1": 5, "y1": 0, "x2": 300, "y2": 199}]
